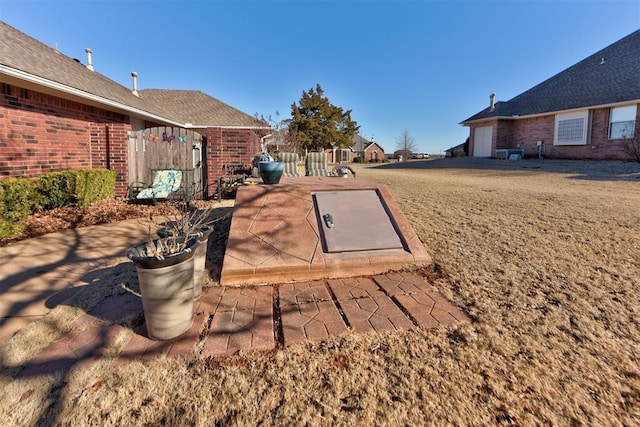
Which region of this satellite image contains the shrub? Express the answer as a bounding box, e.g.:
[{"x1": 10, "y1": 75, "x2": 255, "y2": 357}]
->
[
  {"x1": 38, "y1": 169, "x2": 116, "y2": 209},
  {"x1": 353, "y1": 157, "x2": 363, "y2": 163},
  {"x1": 0, "y1": 169, "x2": 116, "y2": 240},
  {"x1": 38, "y1": 171, "x2": 75, "y2": 209},
  {"x1": 0, "y1": 177, "x2": 40, "y2": 239},
  {"x1": 624, "y1": 133, "x2": 640, "y2": 163},
  {"x1": 73, "y1": 169, "x2": 116, "y2": 207}
]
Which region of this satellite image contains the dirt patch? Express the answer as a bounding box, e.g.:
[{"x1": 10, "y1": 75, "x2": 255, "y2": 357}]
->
[{"x1": 0, "y1": 198, "x2": 182, "y2": 246}]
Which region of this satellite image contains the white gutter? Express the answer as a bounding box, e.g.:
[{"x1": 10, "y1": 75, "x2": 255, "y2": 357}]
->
[
  {"x1": 1, "y1": 65, "x2": 184, "y2": 127},
  {"x1": 187, "y1": 124, "x2": 271, "y2": 130}
]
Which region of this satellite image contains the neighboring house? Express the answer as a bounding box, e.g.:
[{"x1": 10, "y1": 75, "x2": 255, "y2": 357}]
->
[
  {"x1": 461, "y1": 30, "x2": 640, "y2": 160},
  {"x1": 393, "y1": 149, "x2": 412, "y2": 160},
  {"x1": 444, "y1": 140, "x2": 467, "y2": 158},
  {"x1": 325, "y1": 134, "x2": 384, "y2": 163},
  {"x1": 0, "y1": 21, "x2": 266, "y2": 198}
]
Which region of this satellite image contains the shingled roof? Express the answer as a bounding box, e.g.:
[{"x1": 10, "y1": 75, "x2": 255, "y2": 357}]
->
[
  {"x1": 0, "y1": 21, "x2": 265, "y2": 129},
  {"x1": 138, "y1": 89, "x2": 265, "y2": 128},
  {"x1": 0, "y1": 21, "x2": 173, "y2": 121},
  {"x1": 351, "y1": 134, "x2": 372, "y2": 151},
  {"x1": 462, "y1": 29, "x2": 640, "y2": 124}
]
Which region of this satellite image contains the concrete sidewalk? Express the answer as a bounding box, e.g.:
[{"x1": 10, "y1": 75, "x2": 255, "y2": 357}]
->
[{"x1": 0, "y1": 218, "x2": 152, "y2": 342}]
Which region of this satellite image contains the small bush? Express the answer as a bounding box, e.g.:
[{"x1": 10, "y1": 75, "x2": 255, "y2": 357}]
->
[
  {"x1": 73, "y1": 169, "x2": 116, "y2": 207},
  {"x1": 0, "y1": 177, "x2": 40, "y2": 239},
  {"x1": 0, "y1": 169, "x2": 117, "y2": 240},
  {"x1": 38, "y1": 171, "x2": 75, "y2": 209},
  {"x1": 353, "y1": 157, "x2": 363, "y2": 163},
  {"x1": 38, "y1": 169, "x2": 116, "y2": 209},
  {"x1": 624, "y1": 133, "x2": 640, "y2": 163}
]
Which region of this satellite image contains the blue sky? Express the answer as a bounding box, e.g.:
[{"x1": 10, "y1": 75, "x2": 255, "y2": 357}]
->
[{"x1": 1, "y1": 0, "x2": 638, "y2": 154}]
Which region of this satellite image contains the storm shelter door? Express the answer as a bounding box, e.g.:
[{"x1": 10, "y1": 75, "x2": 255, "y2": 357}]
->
[{"x1": 313, "y1": 190, "x2": 404, "y2": 253}]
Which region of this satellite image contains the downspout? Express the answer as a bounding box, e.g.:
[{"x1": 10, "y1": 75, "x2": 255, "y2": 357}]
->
[{"x1": 105, "y1": 125, "x2": 111, "y2": 170}]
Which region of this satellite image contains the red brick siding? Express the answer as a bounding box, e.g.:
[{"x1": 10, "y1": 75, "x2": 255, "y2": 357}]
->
[
  {"x1": 205, "y1": 127, "x2": 260, "y2": 198},
  {"x1": 0, "y1": 84, "x2": 131, "y2": 195},
  {"x1": 323, "y1": 142, "x2": 385, "y2": 163},
  {"x1": 469, "y1": 103, "x2": 639, "y2": 160},
  {"x1": 495, "y1": 120, "x2": 514, "y2": 150},
  {"x1": 363, "y1": 142, "x2": 385, "y2": 161},
  {"x1": 324, "y1": 148, "x2": 351, "y2": 163},
  {"x1": 512, "y1": 115, "x2": 555, "y2": 157}
]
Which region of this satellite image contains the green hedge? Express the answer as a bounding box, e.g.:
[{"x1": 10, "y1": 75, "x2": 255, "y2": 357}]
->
[
  {"x1": 0, "y1": 177, "x2": 40, "y2": 239},
  {"x1": 38, "y1": 169, "x2": 116, "y2": 209},
  {"x1": 0, "y1": 168, "x2": 116, "y2": 240}
]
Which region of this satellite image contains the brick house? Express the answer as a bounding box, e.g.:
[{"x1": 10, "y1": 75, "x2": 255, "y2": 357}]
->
[
  {"x1": 325, "y1": 134, "x2": 385, "y2": 163},
  {"x1": 0, "y1": 21, "x2": 266, "y2": 198},
  {"x1": 461, "y1": 30, "x2": 640, "y2": 160}
]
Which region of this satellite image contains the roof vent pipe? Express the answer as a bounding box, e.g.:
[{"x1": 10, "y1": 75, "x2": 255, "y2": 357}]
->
[
  {"x1": 131, "y1": 71, "x2": 139, "y2": 97},
  {"x1": 490, "y1": 93, "x2": 496, "y2": 111},
  {"x1": 85, "y1": 48, "x2": 94, "y2": 71}
]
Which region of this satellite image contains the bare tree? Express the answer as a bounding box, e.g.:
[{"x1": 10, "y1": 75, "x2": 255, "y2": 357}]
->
[
  {"x1": 255, "y1": 112, "x2": 302, "y2": 154},
  {"x1": 624, "y1": 128, "x2": 640, "y2": 163},
  {"x1": 395, "y1": 130, "x2": 418, "y2": 161}
]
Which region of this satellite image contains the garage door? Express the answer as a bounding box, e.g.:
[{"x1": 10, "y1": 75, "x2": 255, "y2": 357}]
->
[{"x1": 473, "y1": 126, "x2": 493, "y2": 157}]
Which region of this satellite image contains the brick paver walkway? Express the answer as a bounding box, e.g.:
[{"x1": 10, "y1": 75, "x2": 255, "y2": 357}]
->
[{"x1": 18, "y1": 271, "x2": 469, "y2": 376}]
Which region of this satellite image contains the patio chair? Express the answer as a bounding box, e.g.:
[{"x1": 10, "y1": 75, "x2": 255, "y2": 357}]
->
[
  {"x1": 305, "y1": 152, "x2": 332, "y2": 176},
  {"x1": 132, "y1": 169, "x2": 183, "y2": 203},
  {"x1": 279, "y1": 152, "x2": 301, "y2": 177}
]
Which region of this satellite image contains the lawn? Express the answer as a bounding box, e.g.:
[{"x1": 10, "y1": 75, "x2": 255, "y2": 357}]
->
[{"x1": 1, "y1": 158, "x2": 639, "y2": 425}]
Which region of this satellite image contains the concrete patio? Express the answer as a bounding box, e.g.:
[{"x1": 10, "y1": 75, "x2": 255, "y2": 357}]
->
[{"x1": 221, "y1": 176, "x2": 431, "y2": 285}]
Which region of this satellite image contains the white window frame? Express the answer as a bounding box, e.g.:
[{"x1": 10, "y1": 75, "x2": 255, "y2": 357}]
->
[
  {"x1": 609, "y1": 105, "x2": 636, "y2": 139},
  {"x1": 554, "y1": 110, "x2": 589, "y2": 145},
  {"x1": 340, "y1": 149, "x2": 350, "y2": 162}
]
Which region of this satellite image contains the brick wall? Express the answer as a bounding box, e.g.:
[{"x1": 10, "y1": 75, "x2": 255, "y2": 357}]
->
[
  {"x1": 0, "y1": 83, "x2": 131, "y2": 195},
  {"x1": 205, "y1": 127, "x2": 260, "y2": 198},
  {"x1": 469, "y1": 104, "x2": 639, "y2": 160},
  {"x1": 512, "y1": 115, "x2": 555, "y2": 157},
  {"x1": 364, "y1": 142, "x2": 385, "y2": 161},
  {"x1": 495, "y1": 120, "x2": 514, "y2": 150}
]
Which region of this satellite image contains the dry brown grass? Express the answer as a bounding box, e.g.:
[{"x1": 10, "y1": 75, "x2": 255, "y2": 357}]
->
[{"x1": 1, "y1": 159, "x2": 639, "y2": 425}]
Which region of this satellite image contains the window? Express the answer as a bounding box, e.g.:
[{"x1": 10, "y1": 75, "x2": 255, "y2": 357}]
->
[
  {"x1": 609, "y1": 105, "x2": 636, "y2": 139},
  {"x1": 372, "y1": 150, "x2": 378, "y2": 161},
  {"x1": 554, "y1": 111, "x2": 589, "y2": 145},
  {"x1": 340, "y1": 149, "x2": 349, "y2": 162}
]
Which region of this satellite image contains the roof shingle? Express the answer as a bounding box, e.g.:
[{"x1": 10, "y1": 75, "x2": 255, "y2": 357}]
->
[
  {"x1": 0, "y1": 20, "x2": 264, "y2": 129},
  {"x1": 0, "y1": 20, "x2": 162, "y2": 117},
  {"x1": 462, "y1": 29, "x2": 640, "y2": 123},
  {"x1": 138, "y1": 89, "x2": 265, "y2": 128}
]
